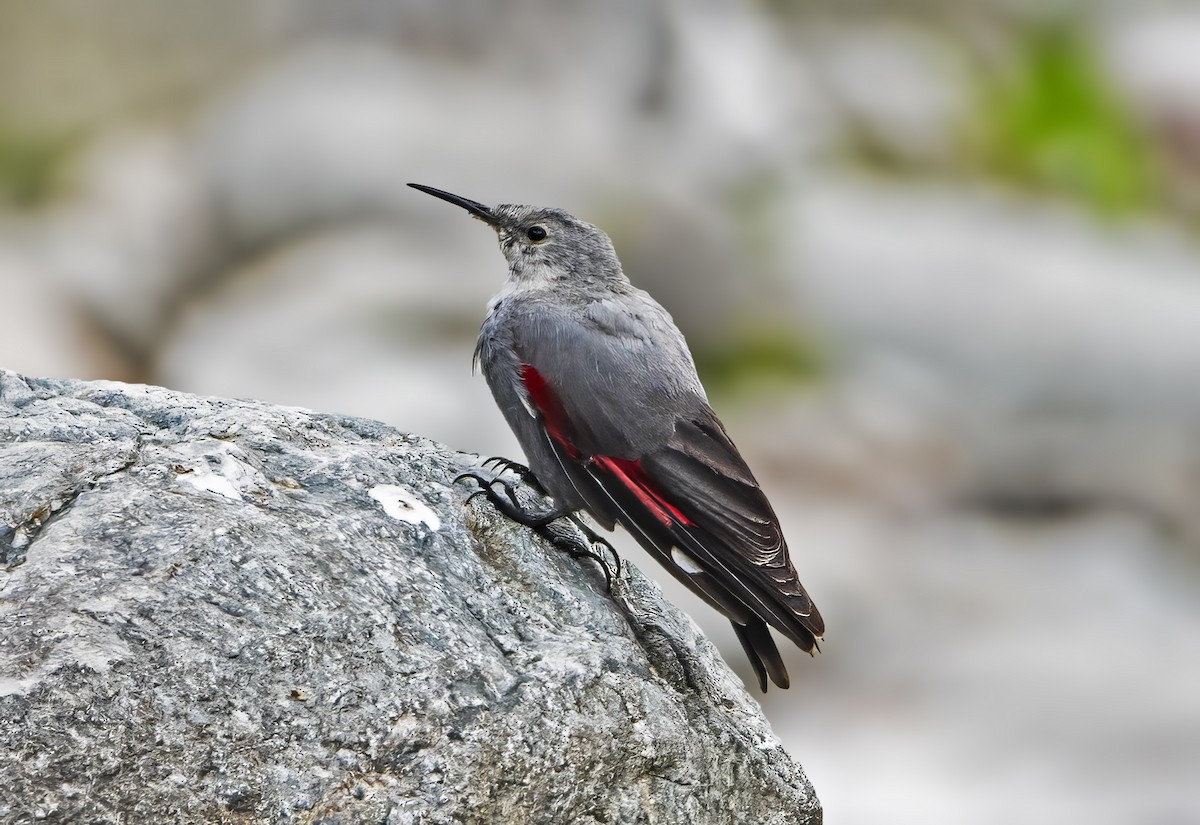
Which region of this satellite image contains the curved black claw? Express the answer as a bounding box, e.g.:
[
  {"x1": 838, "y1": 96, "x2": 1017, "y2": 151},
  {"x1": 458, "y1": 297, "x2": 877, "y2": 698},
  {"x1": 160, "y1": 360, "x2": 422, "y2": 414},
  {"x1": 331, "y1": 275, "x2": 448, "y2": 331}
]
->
[
  {"x1": 464, "y1": 487, "x2": 492, "y2": 507},
  {"x1": 455, "y1": 470, "x2": 501, "y2": 489},
  {"x1": 481, "y1": 456, "x2": 531, "y2": 476},
  {"x1": 568, "y1": 514, "x2": 624, "y2": 592},
  {"x1": 539, "y1": 517, "x2": 622, "y2": 593},
  {"x1": 478, "y1": 456, "x2": 548, "y2": 496},
  {"x1": 457, "y1": 471, "x2": 566, "y2": 529}
]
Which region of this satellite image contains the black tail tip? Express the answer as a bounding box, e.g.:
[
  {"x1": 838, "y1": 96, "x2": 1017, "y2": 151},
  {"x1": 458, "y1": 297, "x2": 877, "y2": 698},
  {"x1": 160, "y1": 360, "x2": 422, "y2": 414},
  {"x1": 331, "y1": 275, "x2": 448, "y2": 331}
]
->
[{"x1": 733, "y1": 621, "x2": 790, "y2": 692}]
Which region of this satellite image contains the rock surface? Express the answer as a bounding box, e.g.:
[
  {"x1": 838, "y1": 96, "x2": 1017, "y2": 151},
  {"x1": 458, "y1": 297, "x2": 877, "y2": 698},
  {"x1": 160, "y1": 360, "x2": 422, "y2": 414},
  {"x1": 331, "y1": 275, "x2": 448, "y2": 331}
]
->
[{"x1": 0, "y1": 371, "x2": 819, "y2": 824}]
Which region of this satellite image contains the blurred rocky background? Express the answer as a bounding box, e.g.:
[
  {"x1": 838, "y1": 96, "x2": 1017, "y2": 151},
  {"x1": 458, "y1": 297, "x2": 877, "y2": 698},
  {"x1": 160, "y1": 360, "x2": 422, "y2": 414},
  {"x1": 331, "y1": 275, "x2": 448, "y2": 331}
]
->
[{"x1": 2, "y1": 1, "x2": 1198, "y2": 822}]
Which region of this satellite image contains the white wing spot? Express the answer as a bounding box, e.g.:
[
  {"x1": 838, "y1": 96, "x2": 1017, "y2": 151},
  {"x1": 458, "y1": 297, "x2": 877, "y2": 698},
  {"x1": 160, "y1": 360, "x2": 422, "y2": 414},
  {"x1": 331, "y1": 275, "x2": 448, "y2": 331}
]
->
[
  {"x1": 671, "y1": 547, "x2": 705, "y2": 576},
  {"x1": 519, "y1": 388, "x2": 537, "y2": 418},
  {"x1": 369, "y1": 485, "x2": 441, "y2": 531}
]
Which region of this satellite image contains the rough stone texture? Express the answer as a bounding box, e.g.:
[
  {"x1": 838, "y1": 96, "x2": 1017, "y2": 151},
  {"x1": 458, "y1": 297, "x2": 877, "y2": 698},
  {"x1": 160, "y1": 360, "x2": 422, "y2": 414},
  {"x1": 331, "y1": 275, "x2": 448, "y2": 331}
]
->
[{"x1": 0, "y1": 371, "x2": 819, "y2": 825}]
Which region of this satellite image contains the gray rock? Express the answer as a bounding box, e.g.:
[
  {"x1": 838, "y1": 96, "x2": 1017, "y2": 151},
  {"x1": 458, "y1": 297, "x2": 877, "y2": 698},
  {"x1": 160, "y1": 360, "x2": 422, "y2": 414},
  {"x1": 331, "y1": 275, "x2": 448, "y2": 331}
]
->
[
  {"x1": 1101, "y1": 5, "x2": 1200, "y2": 118},
  {"x1": 799, "y1": 22, "x2": 970, "y2": 167},
  {"x1": 0, "y1": 371, "x2": 819, "y2": 825},
  {"x1": 36, "y1": 130, "x2": 218, "y2": 359},
  {"x1": 0, "y1": 247, "x2": 124, "y2": 382},
  {"x1": 778, "y1": 176, "x2": 1200, "y2": 526}
]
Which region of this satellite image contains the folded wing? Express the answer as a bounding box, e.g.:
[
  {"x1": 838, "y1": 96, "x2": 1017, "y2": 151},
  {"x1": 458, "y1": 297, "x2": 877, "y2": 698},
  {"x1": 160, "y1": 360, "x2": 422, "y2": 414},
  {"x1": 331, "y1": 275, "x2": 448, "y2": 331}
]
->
[{"x1": 498, "y1": 299, "x2": 823, "y2": 690}]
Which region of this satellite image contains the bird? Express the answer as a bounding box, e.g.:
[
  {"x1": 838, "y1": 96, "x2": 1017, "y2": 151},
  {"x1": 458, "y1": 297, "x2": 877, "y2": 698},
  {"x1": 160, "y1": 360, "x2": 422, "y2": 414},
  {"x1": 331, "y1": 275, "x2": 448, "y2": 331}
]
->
[{"x1": 409, "y1": 183, "x2": 823, "y2": 691}]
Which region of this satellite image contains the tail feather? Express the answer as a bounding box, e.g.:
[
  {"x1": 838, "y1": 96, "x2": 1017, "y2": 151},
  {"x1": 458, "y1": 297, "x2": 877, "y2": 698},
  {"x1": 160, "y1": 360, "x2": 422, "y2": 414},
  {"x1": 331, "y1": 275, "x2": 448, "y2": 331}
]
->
[
  {"x1": 732, "y1": 619, "x2": 789, "y2": 691},
  {"x1": 582, "y1": 455, "x2": 808, "y2": 690}
]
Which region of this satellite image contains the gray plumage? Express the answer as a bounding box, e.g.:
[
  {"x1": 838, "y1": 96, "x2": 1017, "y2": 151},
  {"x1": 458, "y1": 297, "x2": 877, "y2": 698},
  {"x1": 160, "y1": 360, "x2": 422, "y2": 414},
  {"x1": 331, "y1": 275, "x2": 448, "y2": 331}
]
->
[{"x1": 410, "y1": 184, "x2": 824, "y2": 691}]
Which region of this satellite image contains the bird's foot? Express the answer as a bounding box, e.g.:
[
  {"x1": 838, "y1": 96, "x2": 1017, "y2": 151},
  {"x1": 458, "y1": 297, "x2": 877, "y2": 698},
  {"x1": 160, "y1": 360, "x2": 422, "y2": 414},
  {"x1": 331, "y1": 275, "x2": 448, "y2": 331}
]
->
[
  {"x1": 455, "y1": 469, "x2": 564, "y2": 528},
  {"x1": 479, "y1": 455, "x2": 530, "y2": 476},
  {"x1": 456, "y1": 464, "x2": 622, "y2": 592},
  {"x1": 478, "y1": 456, "x2": 548, "y2": 495},
  {"x1": 532, "y1": 514, "x2": 623, "y2": 594}
]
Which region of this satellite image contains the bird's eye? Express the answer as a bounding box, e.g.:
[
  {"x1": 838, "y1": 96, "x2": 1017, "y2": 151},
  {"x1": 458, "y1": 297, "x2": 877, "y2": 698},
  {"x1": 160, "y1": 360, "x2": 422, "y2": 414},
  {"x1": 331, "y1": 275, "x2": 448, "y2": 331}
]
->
[{"x1": 526, "y1": 225, "x2": 548, "y2": 242}]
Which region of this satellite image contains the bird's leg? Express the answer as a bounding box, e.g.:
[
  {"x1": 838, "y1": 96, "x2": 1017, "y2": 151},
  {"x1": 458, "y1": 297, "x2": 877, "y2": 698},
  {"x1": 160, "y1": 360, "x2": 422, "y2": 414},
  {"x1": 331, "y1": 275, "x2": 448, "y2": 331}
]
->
[
  {"x1": 528, "y1": 515, "x2": 622, "y2": 594},
  {"x1": 565, "y1": 513, "x2": 624, "y2": 591},
  {"x1": 456, "y1": 463, "x2": 622, "y2": 592}
]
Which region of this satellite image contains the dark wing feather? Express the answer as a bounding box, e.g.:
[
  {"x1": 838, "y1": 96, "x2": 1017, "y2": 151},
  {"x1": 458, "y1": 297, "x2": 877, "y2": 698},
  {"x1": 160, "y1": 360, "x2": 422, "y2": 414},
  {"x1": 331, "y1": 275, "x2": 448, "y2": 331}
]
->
[{"x1": 643, "y1": 413, "x2": 824, "y2": 648}]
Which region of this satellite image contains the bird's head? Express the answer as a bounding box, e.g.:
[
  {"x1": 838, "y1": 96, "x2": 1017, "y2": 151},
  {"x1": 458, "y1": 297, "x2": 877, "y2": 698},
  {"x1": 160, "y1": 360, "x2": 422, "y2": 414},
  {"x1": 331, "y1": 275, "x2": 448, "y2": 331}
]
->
[{"x1": 409, "y1": 184, "x2": 624, "y2": 288}]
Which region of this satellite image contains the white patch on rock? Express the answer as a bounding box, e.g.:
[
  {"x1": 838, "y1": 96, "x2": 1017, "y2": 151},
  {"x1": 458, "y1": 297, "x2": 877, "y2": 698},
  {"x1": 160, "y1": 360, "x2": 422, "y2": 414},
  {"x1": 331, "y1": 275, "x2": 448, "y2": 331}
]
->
[
  {"x1": 168, "y1": 441, "x2": 272, "y2": 503},
  {"x1": 369, "y1": 485, "x2": 441, "y2": 531},
  {"x1": 178, "y1": 467, "x2": 243, "y2": 502}
]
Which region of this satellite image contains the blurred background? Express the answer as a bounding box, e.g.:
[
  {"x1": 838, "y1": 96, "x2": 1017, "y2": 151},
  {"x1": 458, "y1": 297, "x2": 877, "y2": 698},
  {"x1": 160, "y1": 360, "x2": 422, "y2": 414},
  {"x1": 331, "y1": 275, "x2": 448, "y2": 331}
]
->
[{"x1": 2, "y1": 1, "x2": 1199, "y2": 822}]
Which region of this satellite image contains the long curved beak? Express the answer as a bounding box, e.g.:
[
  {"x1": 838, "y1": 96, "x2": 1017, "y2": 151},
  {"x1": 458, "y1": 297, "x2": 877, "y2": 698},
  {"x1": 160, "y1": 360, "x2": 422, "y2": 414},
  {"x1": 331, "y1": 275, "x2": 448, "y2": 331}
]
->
[{"x1": 408, "y1": 183, "x2": 500, "y2": 227}]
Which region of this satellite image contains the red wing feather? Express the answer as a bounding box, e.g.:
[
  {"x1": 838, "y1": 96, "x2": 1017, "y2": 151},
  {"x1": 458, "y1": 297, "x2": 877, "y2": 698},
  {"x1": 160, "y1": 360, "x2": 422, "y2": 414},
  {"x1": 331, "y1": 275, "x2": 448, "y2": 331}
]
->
[
  {"x1": 521, "y1": 365, "x2": 578, "y2": 458},
  {"x1": 591, "y1": 455, "x2": 693, "y2": 527}
]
